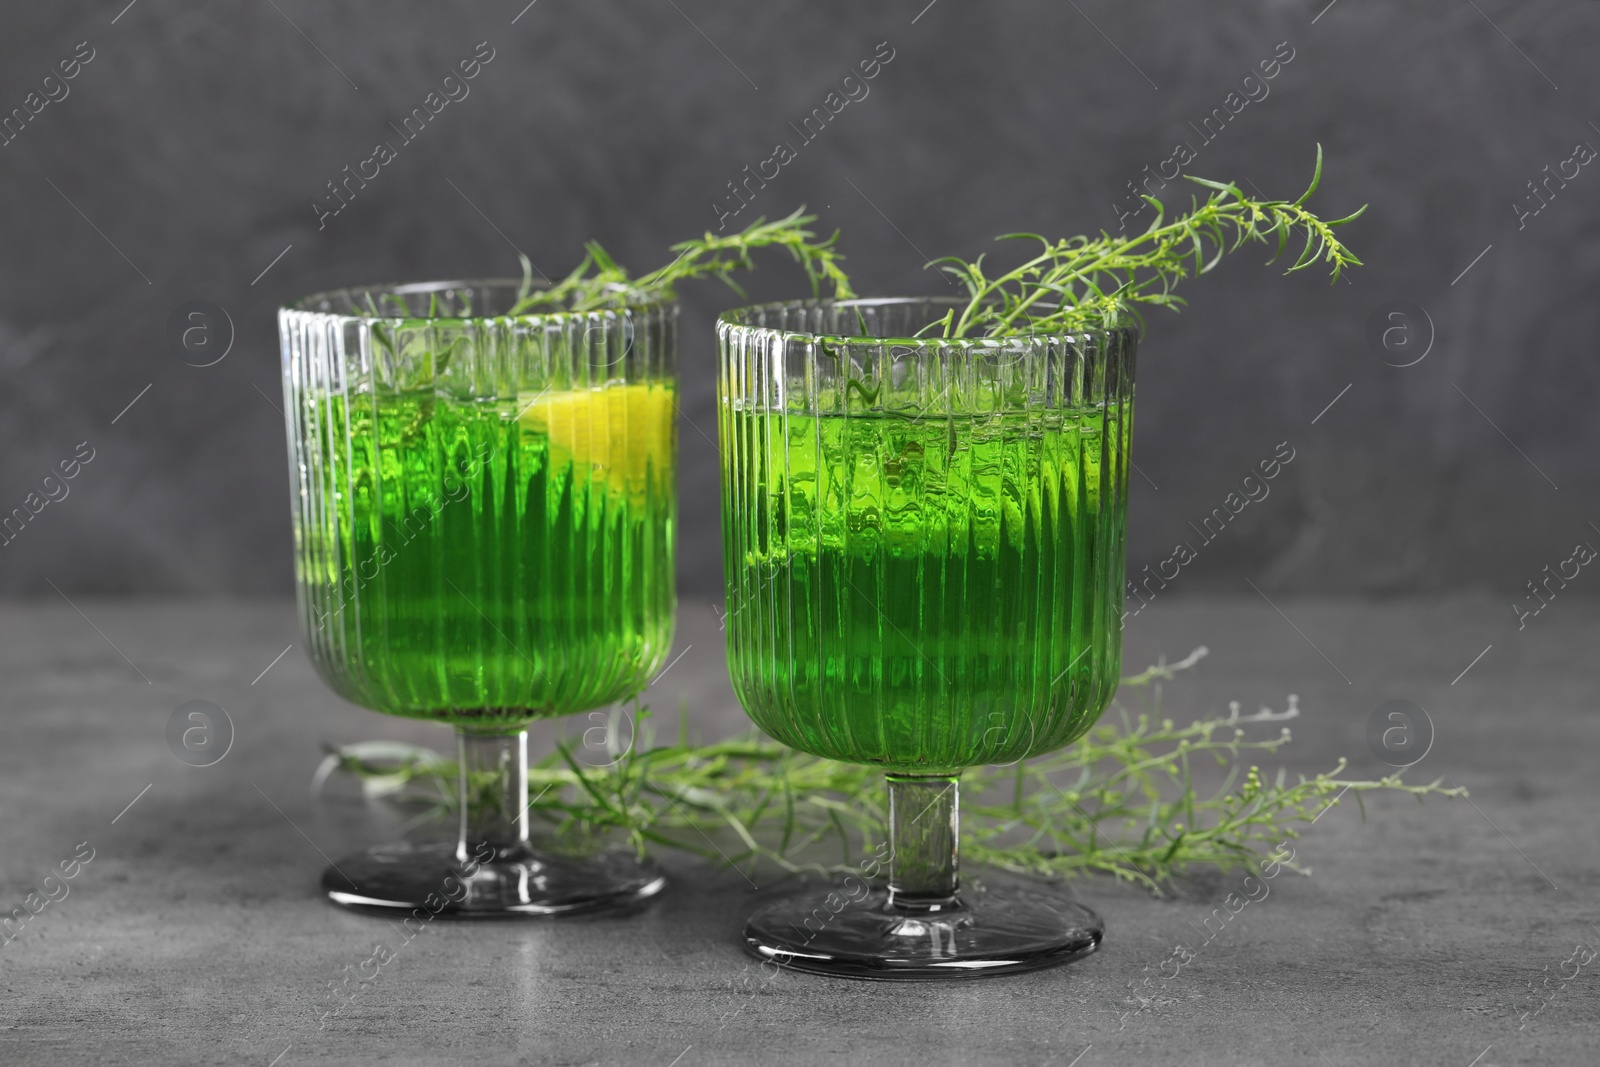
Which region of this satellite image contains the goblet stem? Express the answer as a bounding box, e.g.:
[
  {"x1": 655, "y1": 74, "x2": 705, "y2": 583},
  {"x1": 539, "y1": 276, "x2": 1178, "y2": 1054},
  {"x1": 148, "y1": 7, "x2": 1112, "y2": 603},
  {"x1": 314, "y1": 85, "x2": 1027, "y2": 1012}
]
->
[
  {"x1": 886, "y1": 775, "x2": 960, "y2": 909},
  {"x1": 319, "y1": 724, "x2": 662, "y2": 915},
  {"x1": 456, "y1": 728, "x2": 530, "y2": 862},
  {"x1": 746, "y1": 771, "x2": 1099, "y2": 975}
]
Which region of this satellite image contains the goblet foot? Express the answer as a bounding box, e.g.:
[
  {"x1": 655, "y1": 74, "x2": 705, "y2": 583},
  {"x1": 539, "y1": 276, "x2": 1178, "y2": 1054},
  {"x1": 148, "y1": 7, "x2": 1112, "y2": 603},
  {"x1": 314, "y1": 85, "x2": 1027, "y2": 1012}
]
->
[
  {"x1": 744, "y1": 871, "x2": 1101, "y2": 980},
  {"x1": 322, "y1": 841, "x2": 665, "y2": 918}
]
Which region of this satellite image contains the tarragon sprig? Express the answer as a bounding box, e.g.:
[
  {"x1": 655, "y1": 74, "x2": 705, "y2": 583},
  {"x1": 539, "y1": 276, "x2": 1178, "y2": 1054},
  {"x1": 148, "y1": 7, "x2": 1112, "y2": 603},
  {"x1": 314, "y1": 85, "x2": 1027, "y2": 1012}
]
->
[
  {"x1": 319, "y1": 647, "x2": 1460, "y2": 893},
  {"x1": 505, "y1": 207, "x2": 854, "y2": 316},
  {"x1": 923, "y1": 145, "x2": 1365, "y2": 339}
]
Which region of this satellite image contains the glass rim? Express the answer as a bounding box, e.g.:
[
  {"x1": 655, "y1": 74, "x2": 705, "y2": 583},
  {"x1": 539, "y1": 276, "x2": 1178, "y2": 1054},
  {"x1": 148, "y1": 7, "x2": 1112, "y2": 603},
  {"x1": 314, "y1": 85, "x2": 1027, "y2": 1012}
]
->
[
  {"x1": 280, "y1": 277, "x2": 676, "y2": 324},
  {"x1": 716, "y1": 296, "x2": 1141, "y2": 349}
]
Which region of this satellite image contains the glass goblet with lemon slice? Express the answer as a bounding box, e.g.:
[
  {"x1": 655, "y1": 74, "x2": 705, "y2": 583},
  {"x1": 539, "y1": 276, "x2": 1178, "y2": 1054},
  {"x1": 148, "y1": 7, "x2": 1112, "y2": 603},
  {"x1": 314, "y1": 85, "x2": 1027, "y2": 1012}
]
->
[{"x1": 280, "y1": 280, "x2": 676, "y2": 916}]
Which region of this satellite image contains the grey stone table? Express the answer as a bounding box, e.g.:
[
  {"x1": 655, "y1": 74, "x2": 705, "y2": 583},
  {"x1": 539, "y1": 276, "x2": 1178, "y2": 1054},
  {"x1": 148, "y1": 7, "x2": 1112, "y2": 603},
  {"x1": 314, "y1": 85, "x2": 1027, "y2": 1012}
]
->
[{"x1": 1, "y1": 597, "x2": 1595, "y2": 1066}]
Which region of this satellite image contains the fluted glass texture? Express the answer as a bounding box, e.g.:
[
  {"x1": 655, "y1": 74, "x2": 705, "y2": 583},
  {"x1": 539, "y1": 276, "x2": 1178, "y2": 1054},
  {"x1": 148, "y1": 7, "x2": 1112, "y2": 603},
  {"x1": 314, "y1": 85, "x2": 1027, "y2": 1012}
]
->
[
  {"x1": 718, "y1": 299, "x2": 1135, "y2": 773},
  {"x1": 281, "y1": 281, "x2": 677, "y2": 729}
]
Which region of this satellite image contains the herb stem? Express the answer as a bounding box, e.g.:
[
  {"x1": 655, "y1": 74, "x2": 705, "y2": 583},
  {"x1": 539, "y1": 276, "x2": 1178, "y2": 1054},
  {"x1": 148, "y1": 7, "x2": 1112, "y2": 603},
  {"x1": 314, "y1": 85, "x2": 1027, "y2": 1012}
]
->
[{"x1": 932, "y1": 145, "x2": 1364, "y2": 340}]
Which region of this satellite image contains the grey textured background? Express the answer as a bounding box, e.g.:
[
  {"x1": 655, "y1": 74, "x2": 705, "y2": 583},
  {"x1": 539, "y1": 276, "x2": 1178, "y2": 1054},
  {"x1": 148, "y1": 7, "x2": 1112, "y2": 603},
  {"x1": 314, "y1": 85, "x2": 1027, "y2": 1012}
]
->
[{"x1": 1, "y1": 0, "x2": 1595, "y2": 606}]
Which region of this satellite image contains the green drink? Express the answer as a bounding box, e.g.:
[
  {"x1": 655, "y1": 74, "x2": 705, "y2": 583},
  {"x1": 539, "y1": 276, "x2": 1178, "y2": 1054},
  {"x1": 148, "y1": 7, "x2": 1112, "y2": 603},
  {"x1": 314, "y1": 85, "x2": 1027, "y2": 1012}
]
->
[
  {"x1": 282, "y1": 280, "x2": 676, "y2": 917},
  {"x1": 718, "y1": 298, "x2": 1135, "y2": 978},
  {"x1": 722, "y1": 406, "x2": 1124, "y2": 773},
  {"x1": 301, "y1": 384, "x2": 676, "y2": 728}
]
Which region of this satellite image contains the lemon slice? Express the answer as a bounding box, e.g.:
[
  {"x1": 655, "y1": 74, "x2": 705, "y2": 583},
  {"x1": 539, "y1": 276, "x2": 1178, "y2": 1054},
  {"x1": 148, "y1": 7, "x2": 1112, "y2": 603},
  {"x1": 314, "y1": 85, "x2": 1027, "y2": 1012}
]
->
[{"x1": 516, "y1": 383, "x2": 675, "y2": 501}]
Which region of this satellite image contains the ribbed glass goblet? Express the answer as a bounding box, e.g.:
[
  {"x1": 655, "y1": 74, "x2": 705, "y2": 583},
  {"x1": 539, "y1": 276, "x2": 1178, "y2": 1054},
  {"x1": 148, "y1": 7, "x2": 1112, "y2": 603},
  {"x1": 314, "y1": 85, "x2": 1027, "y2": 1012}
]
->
[
  {"x1": 718, "y1": 297, "x2": 1135, "y2": 976},
  {"x1": 280, "y1": 279, "x2": 676, "y2": 916}
]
